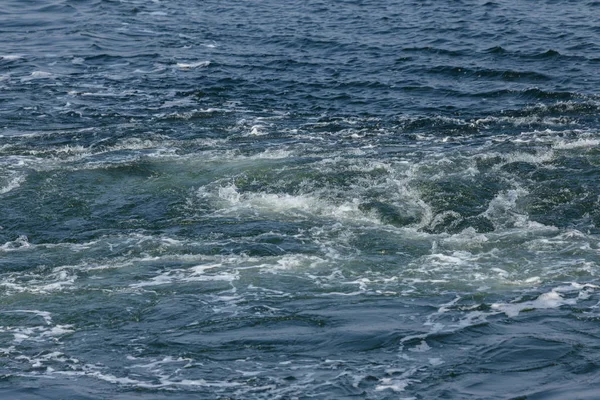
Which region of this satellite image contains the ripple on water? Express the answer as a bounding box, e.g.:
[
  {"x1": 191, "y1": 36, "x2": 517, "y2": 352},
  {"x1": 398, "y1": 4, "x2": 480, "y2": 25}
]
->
[{"x1": 2, "y1": 0, "x2": 600, "y2": 397}]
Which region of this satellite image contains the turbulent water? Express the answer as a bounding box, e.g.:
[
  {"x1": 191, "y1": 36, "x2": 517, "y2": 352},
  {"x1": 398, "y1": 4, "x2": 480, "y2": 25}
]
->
[{"x1": 2, "y1": 1, "x2": 600, "y2": 398}]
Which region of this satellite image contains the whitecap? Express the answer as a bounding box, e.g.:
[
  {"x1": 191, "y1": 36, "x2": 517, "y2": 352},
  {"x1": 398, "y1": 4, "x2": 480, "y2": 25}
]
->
[
  {"x1": 492, "y1": 289, "x2": 578, "y2": 317},
  {"x1": 248, "y1": 124, "x2": 267, "y2": 136},
  {"x1": 207, "y1": 183, "x2": 380, "y2": 224},
  {"x1": 250, "y1": 148, "x2": 292, "y2": 159},
  {"x1": 0, "y1": 235, "x2": 31, "y2": 251},
  {"x1": 41, "y1": 325, "x2": 75, "y2": 337},
  {"x1": 408, "y1": 340, "x2": 431, "y2": 353},
  {"x1": 21, "y1": 71, "x2": 53, "y2": 82},
  {"x1": 553, "y1": 138, "x2": 600, "y2": 149},
  {"x1": 375, "y1": 378, "x2": 411, "y2": 392},
  {"x1": 428, "y1": 358, "x2": 444, "y2": 366},
  {"x1": 6, "y1": 310, "x2": 52, "y2": 325},
  {"x1": 482, "y1": 187, "x2": 556, "y2": 231},
  {"x1": 1, "y1": 54, "x2": 23, "y2": 61},
  {"x1": 0, "y1": 173, "x2": 25, "y2": 194},
  {"x1": 130, "y1": 263, "x2": 239, "y2": 288},
  {"x1": 176, "y1": 60, "x2": 210, "y2": 70}
]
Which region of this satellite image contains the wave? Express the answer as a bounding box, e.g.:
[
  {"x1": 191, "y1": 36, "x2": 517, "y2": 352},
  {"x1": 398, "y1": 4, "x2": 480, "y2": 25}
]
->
[{"x1": 427, "y1": 65, "x2": 551, "y2": 82}]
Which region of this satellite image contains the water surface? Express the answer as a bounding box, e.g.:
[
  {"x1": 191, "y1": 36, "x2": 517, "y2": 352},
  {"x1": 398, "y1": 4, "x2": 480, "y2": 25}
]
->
[{"x1": 2, "y1": 1, "x2": 600, "y2": 398}]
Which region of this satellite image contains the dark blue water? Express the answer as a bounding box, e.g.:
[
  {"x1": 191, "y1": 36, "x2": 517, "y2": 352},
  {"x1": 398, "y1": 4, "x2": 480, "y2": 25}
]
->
[{"x1": 2, "y1": 1, "x2": 600, "y2": 398}]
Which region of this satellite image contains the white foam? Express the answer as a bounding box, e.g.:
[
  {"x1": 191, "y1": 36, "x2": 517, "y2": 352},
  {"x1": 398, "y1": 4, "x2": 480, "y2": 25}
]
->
[
  {"x1": 474, "y1": 115, "x2": 575, "y2": 127},
  {"x1": 41, "y1": 325, "x2": 75, "y2": 337},
  {"x1": 80, "y1": 91, "x2": 126, "y2": 97},
  {"x1": 22, "y1": 351, "x2": 79, "y2": 369},
  {"x1": 132, "y1": 64, "x2": 168, "y2": 74},
  {"x1": 424, "y1": 252, "x2": 471, "y2": 267},
  {"x1": 22, "y1": 71, "x2": 53, "y2": 81},
  {"x1": 54, "y1": 369, "x2": 142, "y2": 385},
  {"x1": 162, "y1": 378, "x2": 241, "y2": 388},
  {"x1": 18, "y1": 137, "x2": 179, "y2": 169},
  {"x1": 7, "y1": 310, "x2": 52, "y2": 325},
  {"x1": 130, "y1": 263, "x2": 239, "y2": 288},
  {"x1": 217, "y1": 184, "x2": 241, "y2": 204},
  {"x1": 553, "y1": 138, "x2": 600, "y2": 149},
  {"x1": 53, "y1": 365, "x2": 243, "y2": 389},
  {"x1": 176, "y1": 61, "x2": 210, "y2": 70},
  {"x1": 12, "y1": 331, "x2": 32, "y2": 343},
  {"x1": 408, "y1": 340, "x2": 431, "y2": 353},
  {"x1": 248, "y1": 125, "x2": 267, "y2": 136},
  {"x1": 209, "y1": 183, "x2": 380, "y2": 224},
  {"x1": 428, "y1": 358, "x2": 444, "y2": 366},
  {"x1": 129, "y1": 356, "x2": 193, "y2": 372},
  {"x1": 0, "y1": 235, "x2": 31, "y2": 251},
  {"x1": 492, "y1": 289, "x2": 578, "y2": 317},
  {"x1": 442, "y1": 227, "x2": 489, "y2": 247},
  {"x1": 125, "y1": 252, "x2": 324, "y2": 291},
  {"x1": 251, "y1": 148, "x2": 292, "y2": 159},
  {"x1": 454, "y1": 310, "x2": 489, "y2": 328},
  {"x1": 501, "y1": 149, "x2": 555, "y2": 165},
  {"x1": 554, "y1": 282, "x2": 599, "y2": 293},
  {"x1": 0, "y1": 310, "x2": 73, "y2": 348},
  {"x1": 482, "y1": 187, "x2": 555, "y2": 230},
  {"x1": 375, "y1": 378, "x2": 411, "y2": 392},
  {"x1": 0, "y1": 267, "x2": 76, "y2": 294},
  {"x1": 1, "y1": 55, "x2": 23, "y2": 61},
  {"x1": 254, "y1": 254, "x2": 326, "y2": 274}
]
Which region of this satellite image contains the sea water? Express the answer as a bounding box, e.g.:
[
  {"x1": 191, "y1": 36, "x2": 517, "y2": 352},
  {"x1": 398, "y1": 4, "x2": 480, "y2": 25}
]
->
[{"x1": 2, "y1": 1, "x2": 600, "y2": 398}]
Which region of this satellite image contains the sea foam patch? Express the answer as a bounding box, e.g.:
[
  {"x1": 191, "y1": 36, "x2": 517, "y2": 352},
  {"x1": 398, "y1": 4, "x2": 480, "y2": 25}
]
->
[
  {"x1": 491, "y1": 284, "x2": 596, "y2": 317},
  {"x1": 204, "y1": 183, "x2": 382, "y2": 225}
]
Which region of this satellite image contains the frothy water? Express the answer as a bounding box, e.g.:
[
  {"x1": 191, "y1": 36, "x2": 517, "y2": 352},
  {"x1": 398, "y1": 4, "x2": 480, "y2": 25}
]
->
[{"x1": 2, "y1": 0, "x2": 600, "y2": 398}]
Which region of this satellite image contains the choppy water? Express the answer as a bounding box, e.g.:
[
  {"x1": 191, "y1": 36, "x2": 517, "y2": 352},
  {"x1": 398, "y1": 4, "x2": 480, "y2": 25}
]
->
[{"x1": 2, "y1": 1, "x2": 600, "y2": 398}]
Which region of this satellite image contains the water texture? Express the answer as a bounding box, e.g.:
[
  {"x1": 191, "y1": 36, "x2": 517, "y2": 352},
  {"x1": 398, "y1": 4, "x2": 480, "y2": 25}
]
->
[{"x1": 2, "y1": 1, "x2": 600, "y2": 398}]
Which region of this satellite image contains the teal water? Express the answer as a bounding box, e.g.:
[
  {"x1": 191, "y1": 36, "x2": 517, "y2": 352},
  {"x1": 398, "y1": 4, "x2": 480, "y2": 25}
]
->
[{"x1": 2, "y1": 1, "x2": 600, "y2": 398}]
